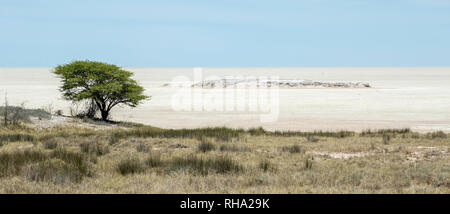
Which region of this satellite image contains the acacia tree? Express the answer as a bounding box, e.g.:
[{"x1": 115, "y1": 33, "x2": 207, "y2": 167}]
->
[{"x1": 54, "y1": 61, "x2": 149, "y2": 121}]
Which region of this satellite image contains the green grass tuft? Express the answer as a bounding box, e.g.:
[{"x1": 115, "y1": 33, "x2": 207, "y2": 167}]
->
[
  {"x1": 197, "y1": 138, "x2": 216, "y2": 153},
  {"x1": 281, "y1": 145, "x2": 305, "y2": 154},
  {"x1": 116, "y1": 157, "x2": 144, "y2": 175},
  {"x1": 170, "y1": 155, "x2": 242, "y2": 175}
]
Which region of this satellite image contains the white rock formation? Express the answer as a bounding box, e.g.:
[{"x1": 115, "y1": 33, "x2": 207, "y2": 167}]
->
[{"x1": 165, "y1": 79, "x2": 371, "y2": 88}]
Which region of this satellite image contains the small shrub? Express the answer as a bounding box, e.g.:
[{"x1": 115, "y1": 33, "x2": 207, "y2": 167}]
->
[
  {"x1": 197, "y1": 139, "x2": 216, "y2": 153},
  {"x1": 116, "y1": 158, "x2": 144, "y2": 175},
  {"x1": 144, "y1": 152, "x2": 163, "y2": 168},
  {"x1": 281, "y1": 145, "x2": 305, "y2": 154}
]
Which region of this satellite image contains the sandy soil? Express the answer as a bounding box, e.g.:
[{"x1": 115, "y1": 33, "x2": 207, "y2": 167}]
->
[{"x1": 29, "y1": 116, "x2": 123, "y2": 130}]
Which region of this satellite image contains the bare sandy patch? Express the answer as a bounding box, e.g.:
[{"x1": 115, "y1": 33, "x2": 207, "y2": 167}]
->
[
  {"x1": 311, "y1": 151, "x2": 370, "y2": 159},
  {"x1": 29, "y1": 115, "x2": 124, "y2": 130},
  {"x1": 406, "y1": 146, "x2": 449, "y2": 162}
]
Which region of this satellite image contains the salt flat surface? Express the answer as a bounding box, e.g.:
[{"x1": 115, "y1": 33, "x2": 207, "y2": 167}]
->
[{"x1": 1, "y1": 67, "x2": 450, "y2": 132}]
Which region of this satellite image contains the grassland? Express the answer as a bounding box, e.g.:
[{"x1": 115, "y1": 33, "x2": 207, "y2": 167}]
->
[{"x1": 0, "y1": 123, "x2": 448, "y2": 193}]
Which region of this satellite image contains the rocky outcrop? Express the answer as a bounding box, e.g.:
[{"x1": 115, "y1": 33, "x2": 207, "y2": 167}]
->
[{"x1": 166, "y1": 79, "x2": 371, "y2": 88}]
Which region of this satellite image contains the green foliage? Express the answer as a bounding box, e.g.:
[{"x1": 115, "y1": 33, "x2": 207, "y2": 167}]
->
[{"x1": 53, "y1": 60, "x2": 149, "y2": 120}]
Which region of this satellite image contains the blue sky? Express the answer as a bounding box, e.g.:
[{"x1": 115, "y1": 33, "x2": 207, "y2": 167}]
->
[{"x1": 1, "y1": 0, "x2": 449, "y2": 67}]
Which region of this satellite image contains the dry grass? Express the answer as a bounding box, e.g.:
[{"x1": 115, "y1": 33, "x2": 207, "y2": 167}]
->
[
  {"x1": 0, "y1": 125, "x2": 448, "y2": 193},
  {"x1": 281, "y1": 145, "x2": 305, "y2": 154},
  {"x1": 79, "y1": 141, "x2": 110, "y2": 156},
  {"x1": 197, "y1": 138, "x2": 216, "y2": 153},
  {"x1": 116, "y1": 157, "x2": 144, "y2": 175}
]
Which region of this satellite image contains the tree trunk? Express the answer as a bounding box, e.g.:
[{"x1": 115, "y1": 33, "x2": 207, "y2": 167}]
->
[{"x1": 100, "y1": 110, "x2": 109, "y2": 121}]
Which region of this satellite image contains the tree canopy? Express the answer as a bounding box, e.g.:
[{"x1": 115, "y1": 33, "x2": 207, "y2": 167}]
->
[{"x1": 54, "y1": 60, "x2": 148, "y2": 121}]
